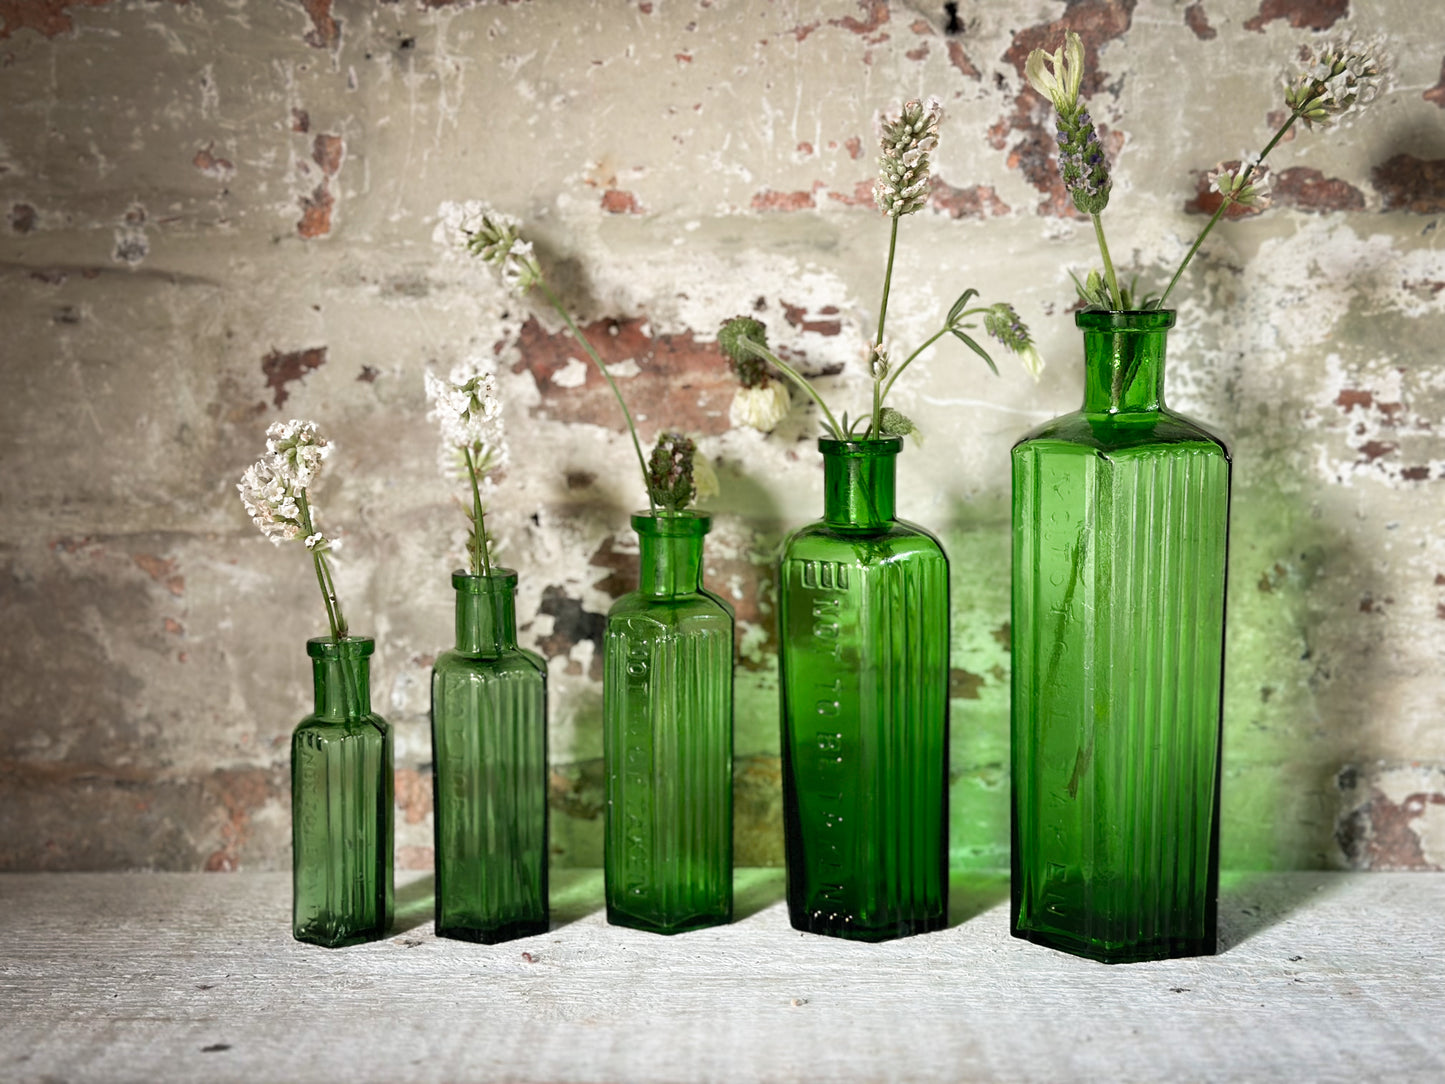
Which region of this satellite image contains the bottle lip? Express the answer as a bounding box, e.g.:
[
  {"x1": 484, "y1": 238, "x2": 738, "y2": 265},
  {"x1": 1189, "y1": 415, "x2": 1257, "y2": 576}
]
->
[
  {"x1": 1075, "y1": 309, "x2": 1177, "y2": 331},
  {"x1": 817, "y1": 436, "x2": 903, "y2": 457},
  {"x1": 451, "y1": 568, "x2": 519, "y2": 592},
  {"x1": 631, "y1": 509, "x2": 712, "y2": 537},
  {"x1": 306, "y1": 635, "x2": 375, "y2": 659}
]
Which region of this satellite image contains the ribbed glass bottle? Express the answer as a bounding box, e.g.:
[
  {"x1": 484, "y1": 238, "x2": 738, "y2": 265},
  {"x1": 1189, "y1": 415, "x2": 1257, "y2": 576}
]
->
[
  {"x1": 778, "y1": 438, "x2": 950, "y2": 942},
  {"x1": 1011, "y1": 309, "x2": 1230, "y2": 963},
  {"x1": 431, "y1": 570, "x2": 549, "y2": 943},
  {"x1": 291, "y1": 636, "x2": 394, "y2": 948},
  {"x1": 603, "y1": 511, "x2": 734, "y2": 934}
]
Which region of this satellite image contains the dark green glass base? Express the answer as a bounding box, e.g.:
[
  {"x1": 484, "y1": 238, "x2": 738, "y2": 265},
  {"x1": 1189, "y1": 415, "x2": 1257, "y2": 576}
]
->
[
  {"x1": 294, "y1": 918, "x2": 391, "y2": 949},
  {"x1": 1011, "y1": 924, "x2": 1217, "y2": 964},
  {"x1": 789, "y1": 907, "x2": 945, "y2": 943},
  {"x1": 436, "y1": 917, "x2": 549, "y2": 944},
  {"x1": 606, "y1": 906, "x2": 730, "y2": 936}
]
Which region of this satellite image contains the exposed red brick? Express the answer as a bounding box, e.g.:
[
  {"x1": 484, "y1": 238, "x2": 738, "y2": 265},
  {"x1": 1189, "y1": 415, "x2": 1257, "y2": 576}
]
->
[
  {"x1": 843, "y1": 135, "x2": 863, "y2": 160},
  {"x1": 393, "y1": 768, "x2": 432, "y2": 825},
  {"x1": 0, "y1": 0, "x2": 110, "y2": 40},
  {"x1": 930, "y1": 179, "x2": 1011, "y2": 219},
  {"x1": 163, "y1": 618, "x2": 184, "y2": 635},
  {"x1": 512, "y1": 315, "x2": 734, "y2": 440},
  {"x1": 396, "y1": 845, "x2": 434, "y2": 871},
  {"x1": 202, "y1": 768, "x2": 285, "y2": 873},
  {"x1": 1002, "y1": 1, "x2": 1134, "y2": 90},
  {"x1": 1435, "y1": 573, "x2": 1445, "y2": 586},
  {"x1": 1243, "y1": 0, "x2": 1347, "y2": 32},
  {"x1": 826, "y1": 179, "x2": 877, "y2": 208},
  {"x1": 1336, "y1": 388, "x2": 1373, "y2": 412},
  {"x1": 751, "y1": 184, "x2": 821, "y2": 212},
  {"x1": 600, "y1": 188, "x2": 643, "y2": 214},
  {"x1": 262, "y1": 345, "x2": 326, "y2": 407},
  {"x1": 312, "y1": 133, "x2": 343, "y2": 176},
  {"x1": 1426, "y1": 59, "x2": 1445, "y2": 109},
  {"x1": 906, "y1": 43, "x2": 928, "y2": 61},
  {"x1": 297, "y1": 183, "x2": 334, "y2": 238},
  {"x1": 781, "y1": 300, "x2": 842, "y2": 337},
  {"x1": 1357, "y1": 440, "x2": 1396, "y2": 462},
  {"x1": 950, "y1": 668, "x2": 984, "y2": 700},
  {"x1": 992, "y1": 621, "x2": 1011, "y2": 651},
  {"x1": 1184, "y1": 2, "x2": 1217, "y2": 38},
  {"x1": 8, "y1": 202, "x2": 35, "y2": 232},
  {"x1": 1337, "y1": 787, "x2": 1445, "y2": 870},
  {"x1": 830, "y1": 0, "x2": 889, "y2": 35},
  {"x1": 537, "y1": 584, "x2": 607, "y2": 682},
  {"x1": 946, "y1": 39, "x2": 979, "y2": 79},
  {"x1": 1401, "y1": 466, "x2": 1430, "y2": 481},
  {"x1": 674, "y1": 51, "x2": 692, "y2": 63},
  {"x1": 357, "y1": 365, "x2": 378, "y2": 383},
  {"x1": 796, "y1": 141, "x2": 814, "y2": 156},
  {"x1": 1274, "y1": 167, "x2": 1365, "y2": 212},
  {"x1": 300, "y1": 0, "x2": 340, "y2": 49},
  {"x1": 134, "y1": 554, "x2": 185, "y2": 597},
  {"x1": 291, "y1": 108, "x2": 311, "y2": 133},
  {"x1": 638, "y1": 1, "x2": 652, "y2": 12},
  {"x1": 1373, "y1": 154, "x2": 1445, "y2": 214},
  {"x1": 192, "y1": 142, "x2": 234, "y2": 180},
  {"x1": 790, "y1": 21, "x2": 819, "y2": 42},
  {"x1": 909, "y1": 18, "x2": 932, "y2": 35}
]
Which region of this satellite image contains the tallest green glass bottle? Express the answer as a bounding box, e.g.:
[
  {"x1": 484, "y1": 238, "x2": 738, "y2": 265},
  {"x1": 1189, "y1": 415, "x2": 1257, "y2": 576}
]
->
[{"x1": 1011, "y1": 310, "x2": 1230, "y2": 963}]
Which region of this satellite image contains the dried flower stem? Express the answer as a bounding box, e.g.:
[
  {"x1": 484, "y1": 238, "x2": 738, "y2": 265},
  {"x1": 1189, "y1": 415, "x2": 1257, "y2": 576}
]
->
[
  {"x1": 462, "y1": 447, "x2": 491, "y2": 577},
  {"x1": 1157, "y1": 109, "x2": 1302, "y2": 309},
  {"x1": 296, "y1": 491, "x2": 347, "y2": 641},
  {"x1": 870, "y1": 217, "x2": 901, "y2": 437},
  {"x1": 538, "y1": 280, "x2": 657, "y2": 515}
]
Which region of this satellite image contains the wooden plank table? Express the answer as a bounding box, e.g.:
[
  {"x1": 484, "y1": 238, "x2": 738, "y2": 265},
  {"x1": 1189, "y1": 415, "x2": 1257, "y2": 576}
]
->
[{"x1": 1, "y1": 871, "x2": 1441, "y2": 1083}]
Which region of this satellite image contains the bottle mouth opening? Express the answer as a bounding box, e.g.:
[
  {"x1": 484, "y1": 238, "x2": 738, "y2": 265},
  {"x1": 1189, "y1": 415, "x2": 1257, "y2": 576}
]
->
[
  {"x1": 306, "y1": 635, "x2": 375, "y2": 659},
  {"x1": 451, "y1": 569, "x2": 519, "y2": 592},
  {"x1": 817, "y1": 436, "x2": 903, "y2": 456},
  {"x1": 632, "y1": 510, "x2": 712, "y2": 537},
  {"x1": 1075, "y1": 309, "x2": 1176, "y2": 331}
]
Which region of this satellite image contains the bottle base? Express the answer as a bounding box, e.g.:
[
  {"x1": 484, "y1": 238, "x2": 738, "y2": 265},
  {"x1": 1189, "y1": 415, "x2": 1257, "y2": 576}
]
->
[
  {"x1": 606, "y1": 906, "x2": 731, "y2": 935},
  {"x1": 1011, "y1": 924, "x2": 1217, "y2": 964},
  {"x1": 789, "y1": 909, "x2": 946, "y2": 943},
  {"x1": 293, "y1": 920, "x2": 391, "y2": 948},
  {"x1": 435, "y1": 916, "x2": 550, "y2": 944}
]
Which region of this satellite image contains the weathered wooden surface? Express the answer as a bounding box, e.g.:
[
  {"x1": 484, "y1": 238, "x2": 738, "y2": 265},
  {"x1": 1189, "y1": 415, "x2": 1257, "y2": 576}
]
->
[{"x1": 1, "y1": 871, "x2": 1442, "y2": 1083}]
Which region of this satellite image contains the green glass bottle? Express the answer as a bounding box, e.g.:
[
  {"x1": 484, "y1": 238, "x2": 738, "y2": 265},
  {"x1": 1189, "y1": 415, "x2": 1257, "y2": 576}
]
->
[
  {"x1": 778, "y1": 438, "x2": 950, "y2": 942},
  {"x1": 291, "y1": 636, "x2": 394, "y2": 948},
  {"x1": 603, "y1": 511, "x2": 734, "y2": 934},
  {"x1": 431, "y1": 570, "x2": 549, "y2": 943},
  {"x1": 1011, "y1": 309, "x2": 1230, "y2": 963}
]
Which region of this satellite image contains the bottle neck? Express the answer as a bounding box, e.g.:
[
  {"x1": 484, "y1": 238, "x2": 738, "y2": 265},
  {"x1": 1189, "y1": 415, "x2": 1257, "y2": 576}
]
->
[
  {"x1": 1078, "y1": 309, "x2": 1175, "y2": 415},
  {"x1": 454, "y1": 570, "x2": 519, "y2": 656},
  {"x1": 308, "y1": 637, "x2": 373, "y2": 721},
  {"x1": 634, "y1": 512, "x2": 710, "y2": 599},
  {"x1": 821, "y1": 438, "x2": 901, "y2": 531}
]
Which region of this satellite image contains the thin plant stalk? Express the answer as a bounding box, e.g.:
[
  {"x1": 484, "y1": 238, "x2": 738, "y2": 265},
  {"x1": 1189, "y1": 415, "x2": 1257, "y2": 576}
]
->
[
  {"x1": 737, "y1": 339, "x2": 845, "y2": 439},
  {"x1": 870, "y1": 217, "x2": 901, "y2": 437},
  {"x1": 538, "y1": 280, "x2": 657, "y2": 514},
  {"x1": 463, "y1": 447, "x2": 491, "y2": 577},
  {"x1": 1091, "y1": 214, "x2": 1123, "y2": 311},
  {"x1": 1156, "y1": 107, "x2": 1304, "y2": 309},
  {"x1": 297, "y1": 491, "x2": 347, "y2": 642}
]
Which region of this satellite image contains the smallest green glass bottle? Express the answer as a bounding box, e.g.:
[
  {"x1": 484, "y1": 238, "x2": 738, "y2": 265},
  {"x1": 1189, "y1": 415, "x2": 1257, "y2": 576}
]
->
[
  {"x1": 292, "y1": 636, "x2": 394, "y2": 948},
  {"x1": 431, "y1": 570, "x2": 549, "y2": 943}
]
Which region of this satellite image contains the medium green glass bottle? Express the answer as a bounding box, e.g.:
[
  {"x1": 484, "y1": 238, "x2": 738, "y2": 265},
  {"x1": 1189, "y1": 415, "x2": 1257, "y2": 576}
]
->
[
  {"x1": 431, "y1": 570, "x2": 549, "y2": 943},
  {"x1": 778, "y1": 438, "x2": 950, "y2": 942},
  {"x1": 1011, "y1": 309, "x2": 1230, "y2": 963},
  {"x1": 604, "y1": 511, "x2": 734, "y2": 934},
  {"x1": 291, "y1": 636, "x2": 394, "y2": 948}
]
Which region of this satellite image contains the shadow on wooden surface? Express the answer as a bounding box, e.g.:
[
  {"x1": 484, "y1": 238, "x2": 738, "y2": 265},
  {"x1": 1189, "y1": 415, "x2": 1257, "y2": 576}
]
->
[
  {"x1": 734, "y1": 868, "x2": 786, "y2": 920},
  {"x1": 948, "y1": 871, "x2": 1010, "y2": 928},
  {"x1": 1217, "y1": 871, "x2": 1341, "y2": 953}
]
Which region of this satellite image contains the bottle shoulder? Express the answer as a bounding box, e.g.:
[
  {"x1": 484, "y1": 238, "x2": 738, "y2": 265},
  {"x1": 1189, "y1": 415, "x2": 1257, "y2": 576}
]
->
[
  {"x1": 433, "y1": 646, "x2": 547, "y2": 677},
  {"x1": 294, "y1": 713, "x2": 390, "y2": 741},
  {"x1": 607, "y1": 589, "x2": 734, "y2": 623},
  {"x1": 1014, "y1": 408, "x2": 1230, "y2": 459},
  {"x1": 781, "y1": 518, "x2": 947, "y2": 562}
]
